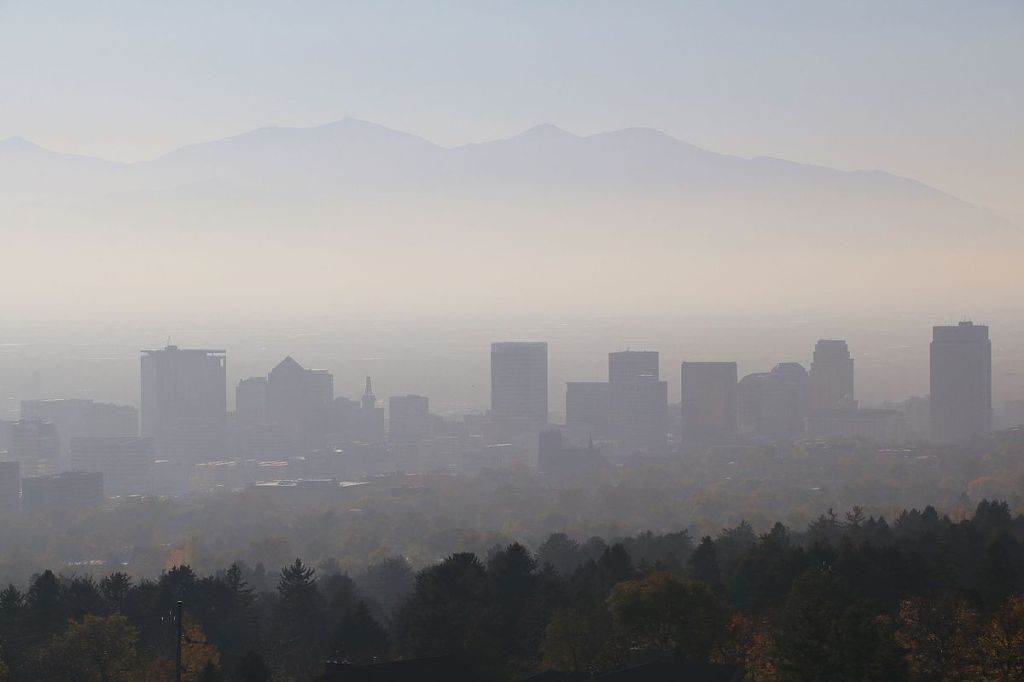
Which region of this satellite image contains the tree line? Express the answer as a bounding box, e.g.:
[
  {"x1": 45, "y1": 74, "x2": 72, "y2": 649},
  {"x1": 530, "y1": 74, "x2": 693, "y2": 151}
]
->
[{"x1": 0, "y1": 499, "x2": 1021, "y2": 681}]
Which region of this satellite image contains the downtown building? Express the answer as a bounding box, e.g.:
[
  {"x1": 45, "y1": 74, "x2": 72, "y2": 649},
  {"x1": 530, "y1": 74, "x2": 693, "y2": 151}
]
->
[
  {"x1": 69, "y1": 435, "x2": 155, "y2": 496},
  {"x1": 680, "y1": 361, "x2": 738, "y2": 451},
  {"x1": 808, "y1": 340, "x2": 855, "y2": 410},
  {"x1": 738, "y1": 362, "x2": 809, "y2": 442},
  {"x1": 565, "y1": 381, "x2": 610, "y2": 446},
  {"x1": 266, "y1": 356, "x2": 334, "y2": 453},
  {"x1": 21, "y1": 470, "x2": 103, "y2": 517},
  {"x1": 490, "y1": 342, "x2": 548, "y2": 443},
  {"x1": 607, "y1": 351, "x2": 668, "y2": 458},
  {"x1": 929, "y1": 321, "x2": 991, "y2": 443},
  {"x1": 20, "y1": 398, "x2": 138, "y2": 461},
  {"x1": 141, "y1": 345, "x2": 227, "y2": 461}
]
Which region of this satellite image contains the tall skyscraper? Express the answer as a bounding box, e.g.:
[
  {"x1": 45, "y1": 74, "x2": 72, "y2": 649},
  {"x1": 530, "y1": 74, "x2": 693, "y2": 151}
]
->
[
  {"x1": 21, "y1": 471, "x2": 103, "y2": 517},
  {"x1": 608, "y1": 350, "x2": 667, "y2": 457},
  {"x1": 389, "y1": 395, "x2": 431, "y2": 441},
  {"x1": 0, "y1": 461, "x2": 19, "y2": 518},
  {"x1": 267, "y1": 356, "x2": 334, "y2": 453},
  {"x1": 929, "y1": 321, "x2": 991, "y2": 443},
  {"x1": 21, "y1": 399, "x2": 138, "y2": 458},
  {"x1": 490, "y1": 342, "x2": 548, "y2": 436},
  {"x1": 235, "y1": 377, "x2": 269, "y2": 425},
  {"x1": 680, "y1": 362, "x2": 737, "y2": 450},
  {"x1": 140, "y1": 346, "x2": 227, "y2": 438},
  {"x1": 10, "y1": 419, "x2": 60, "y2": 477},
  {"x1": 608, "y1": 351, "x2": 660, "y2": 384},
  {"x1": 70, "y1": 436, "x2": 155, "y2": 497},
  {"x1": 738, "y1": 363, "x2": 809, "y2": 442},
  {"x1": 809, "y1": 340, "x2": 855, "y2": 410},
  {"x1": 565, "y1": 381, "x2": 610, "y2": 445}
]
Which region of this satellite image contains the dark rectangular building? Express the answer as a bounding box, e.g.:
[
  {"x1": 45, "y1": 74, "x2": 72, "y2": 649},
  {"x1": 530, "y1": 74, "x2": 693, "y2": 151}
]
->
[
  {"x1": 680, "y1": 361, "x2": 737, "y2": 450},
  {"x1": 929, "y1": 321, "x2": 991, "y2": 443}
]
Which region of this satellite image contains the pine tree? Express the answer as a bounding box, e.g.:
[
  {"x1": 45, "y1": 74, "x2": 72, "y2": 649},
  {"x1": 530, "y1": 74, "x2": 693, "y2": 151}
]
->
[
  {"x1": 276, "y1": 558, "x2": 327, "y2": 674},
  {"x1": 333, "y1": 601, "x2": 389, "y2": 663}
]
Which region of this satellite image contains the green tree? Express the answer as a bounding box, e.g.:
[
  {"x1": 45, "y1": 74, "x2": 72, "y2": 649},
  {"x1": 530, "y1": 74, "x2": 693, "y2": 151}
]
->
[
  {"x1": 606, "y1": 572, "x2": 730, "y2": 660},
  {"x1": 395, "y1": 552, "x2": 489, "y2": 658},
  {"x1": 896, "y1": 596, "x2": 980, "y2": 681},
  {"x1": 223, "y1": 562, "x2": 255, "y2": 610},
  {"x1": 354, "y1": 557, "x2": 414, "y2": 617},
  {"x1": 99, "y1": 572, "x2": 133, "y2": 612},
  {"x1": 979, "y1": 533, "x2": 1020, "y2": 607},
  {"x1": 539, "y1": 604, "x2": 617, "y2": 673},
  {"x1": 537, "y1": 533, "x2": 583, "y2": 576},
  {"x1": 688, "y1": 536, "x2": 722, "y2": 587},
  {"x1": 233, "y1": 650, "x2": 272, "y2": 682},
  {"x1": 333, "y1": 601, "x2": 389, "y2": 663},
  {"x1": 774, "y1": 567, "x2": 905, "y2": 681},
  {"x1": 26, "y1": 569, "x2": 65, "y2": 640},
  {"x1": 197, "y1": 659, "x2": 225, "y2": 682},
  {"x1": 276, "y1": 558, "x2": 326, "y2": 677},
  {"x1": 34, "y1": 613, "x2": 141, "y2": 682}
]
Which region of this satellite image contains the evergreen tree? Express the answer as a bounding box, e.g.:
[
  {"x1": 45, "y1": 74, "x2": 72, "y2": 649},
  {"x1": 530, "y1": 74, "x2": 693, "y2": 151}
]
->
[
  {"x1": 774, "y1": 567, "x2": 905, "y2": 681},
  {"x1": 354, "y1": 557, "x2": 414, "y2": 617},
  {"x1": 333, "y1": 601, "x2": 389, "y2": 663},
  {"x1": 223, "y1": 563, "x2": 255, "y2": 610},
  {"x1": 276, "y1": 558, "x2": 326, "y2": 675},
  {"x1": 25, "y1": 570, "x2": 65, "y2": 642},
  {"x1": 395, "y1": 552, "x2": 489, "y2": 658},
  {"x1": 537, "y1": 533, "x2": 582, "y2": 576},
  {"x1": 100, "y1": 572, "x2": 133, "y2": 612},
  {"x1": 688, "y1": 536, "x2": 722, "y2": 587},
  {"x1": 233, "y1": 650, "x2": 271, "y2": 682}
]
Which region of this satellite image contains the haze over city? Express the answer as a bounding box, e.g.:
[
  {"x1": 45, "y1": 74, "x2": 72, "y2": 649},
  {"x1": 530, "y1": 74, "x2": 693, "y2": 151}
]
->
[{"x1": 1, "y1": 3, "x2": 1023, "y2": 681}]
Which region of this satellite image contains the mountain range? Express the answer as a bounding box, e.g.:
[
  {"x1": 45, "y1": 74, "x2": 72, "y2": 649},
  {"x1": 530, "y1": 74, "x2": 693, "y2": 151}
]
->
[
  {"x1": 2, "y1": 119, "x2": 1020, "y2": 317},
  {"x1": 1, "y1": 118, "x2": 1017, "y2": 250}
]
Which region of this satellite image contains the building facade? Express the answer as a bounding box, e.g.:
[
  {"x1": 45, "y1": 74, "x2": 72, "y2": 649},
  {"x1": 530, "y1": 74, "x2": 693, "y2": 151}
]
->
[
  {"x1": 490, "y1": 342, "x2": 548, "y2": 438},
  {"x1": 808, "y1": 340, "x2": 855, "y2": 410},
  {"x1": 929, "y1": 321, "x2": 991, "y2": 443},
  {"x1": 680, "y1": 361, "x2": 738, "y2": 450}
]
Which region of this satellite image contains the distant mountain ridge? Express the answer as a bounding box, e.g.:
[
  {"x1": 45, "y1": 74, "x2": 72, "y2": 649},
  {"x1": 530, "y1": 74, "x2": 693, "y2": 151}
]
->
[
  {"x1": 0, "y1": 118, "x2": 1017, "y2": 241},
  {"x1": 0, "y1": 119, "x2": 977, "y2": 198}
]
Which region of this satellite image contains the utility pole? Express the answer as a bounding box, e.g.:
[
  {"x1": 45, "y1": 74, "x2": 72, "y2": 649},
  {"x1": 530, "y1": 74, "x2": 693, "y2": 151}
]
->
[{"x1": 176, "y1": 600, "x2": 183, "y2": 682}]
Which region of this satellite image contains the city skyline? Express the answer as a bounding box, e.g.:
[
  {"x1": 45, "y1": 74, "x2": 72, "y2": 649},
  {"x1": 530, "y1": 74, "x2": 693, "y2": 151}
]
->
[{"x1": 1, "y1": 5, "x2": 1021, "y2": 678}]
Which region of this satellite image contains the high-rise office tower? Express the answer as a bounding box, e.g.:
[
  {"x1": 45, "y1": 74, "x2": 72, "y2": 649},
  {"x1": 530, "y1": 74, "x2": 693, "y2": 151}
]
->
[
  {"x1": 389, "y1": 395, "x2": 431, "y2": 441},
  {"x1": 680, "y1": 362, "x2": 737, "y2": 449},
  {"x1": 0, "y1": 461, "x2": 19, "y2": 518},
  {"x1": 235, "y1": 377, "x2": 269, "y2": 425},
  {"x1": 929, "y1": 321, "x2": 991, "y2": 443},
  {"x1": 738, "y1": 363, "x2": 809, "y2": 441},
  {"x1": 809, "y1": 340, "x2": 855, "y2": 410},
  {"x1": 21, "y1": 399, "x2": 138, "y2": 458},
  {"x1": 490, "y1": 342, "x2": 548, "y2": 436},
  {"x1": 565, "y1": 381, "x2": 610, "y2": 445},
  {"x1": 140, "y1": 346, "x2": 227, "y2": 438},
  {"x1": 608, "y1": 350, "x2": 659, "y2": 384},
  {"x1": 10, "y1": 419, "x2": 60, "y2": 477},
  {"x1": 267, "y1": 356, "x2": 334, "y2": 453},
  {"x1": 70, "y1": 436, "x2": 155, "y2": 497},
  {"x1": 608, "y1": 350, "x2": 667, "y2": 457},
  {"x1": 21, "y1": 470, "x2": 103, "y2": 517}
]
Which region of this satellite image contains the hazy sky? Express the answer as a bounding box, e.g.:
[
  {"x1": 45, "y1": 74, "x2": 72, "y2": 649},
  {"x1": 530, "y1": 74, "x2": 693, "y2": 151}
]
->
[{"x1": 1, "y1": 0, "x2": 1022, "y2": 221}]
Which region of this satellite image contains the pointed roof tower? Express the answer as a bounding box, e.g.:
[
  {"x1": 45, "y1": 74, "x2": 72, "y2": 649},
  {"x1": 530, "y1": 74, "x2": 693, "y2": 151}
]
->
[{"x1": 361, "y1": 376, "x2": 376, "y2": 410}]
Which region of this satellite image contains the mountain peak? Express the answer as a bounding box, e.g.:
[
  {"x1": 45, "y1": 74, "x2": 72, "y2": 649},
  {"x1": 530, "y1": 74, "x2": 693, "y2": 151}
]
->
[
  {"x1": 0, "y1": 136, "x2": 44, "y2": 153},
  {"x1": 512, "y1": 123, "x2": 578, "y2": 141}
]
